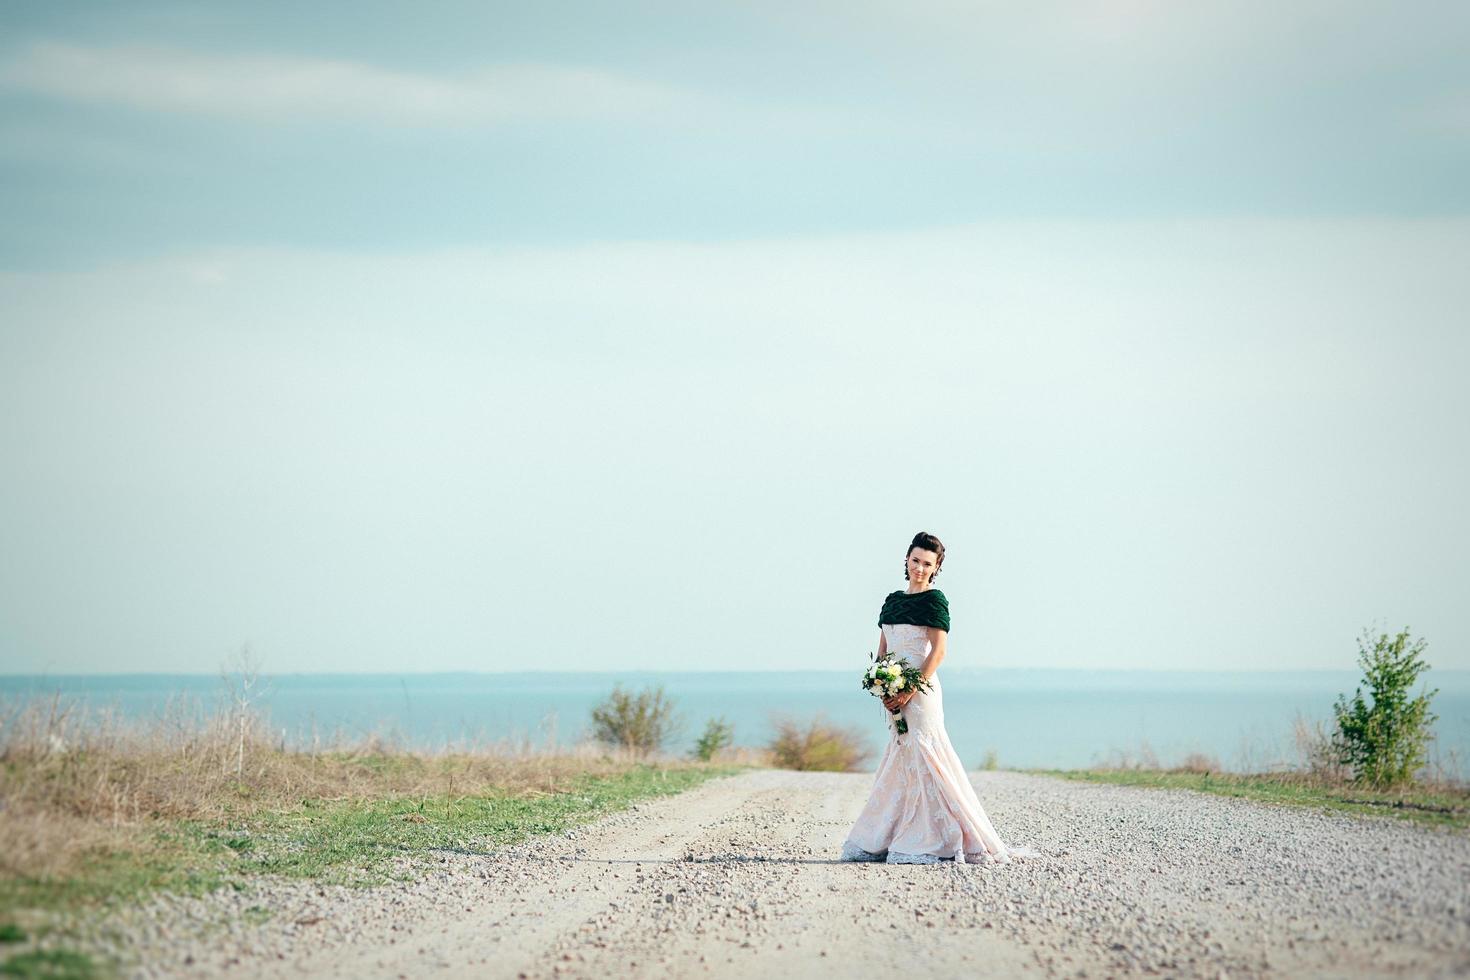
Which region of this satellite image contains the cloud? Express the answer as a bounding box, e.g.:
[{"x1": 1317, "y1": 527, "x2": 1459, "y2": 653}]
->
[
  {"x1": 5, "y1": 216, "x2": 1467, "y2": 395},
  {"x1": 0, "y1": 41, "x2": 698, "y2": 126}
]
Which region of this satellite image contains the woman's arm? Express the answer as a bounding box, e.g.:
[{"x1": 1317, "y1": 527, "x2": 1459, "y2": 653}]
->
[
  {"x1": 919, "y1": 627, "x2": 947, "y2": 681},
  {"x1": 890, "y1": 627, "x2": 947, "y2": 708}
]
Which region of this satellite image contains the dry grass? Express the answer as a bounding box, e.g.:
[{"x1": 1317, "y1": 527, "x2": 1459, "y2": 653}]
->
[
  {"x1": 1291, "y1": 712, "x2": 1352, "y2": 782},
  {"x1": 0, "y1": 692, "x2": 683, "y2": 883},
  {"x1": 1085, "y1": 718, "x2": 1464, "y2": 790},
  {"x1": 766, "y1": 715, "x2": 872, "y2": 772},
  {"x1": 1034, "y1": 715, "x2": 1468, "y2": 831},
  {"x1": 1178, "y1": 752, "x2": 1222, "y2": 774},
  {"x1": 1038, "y1": 766, "x2": 1470, "y2": 830},
  {"x1": 696, "y1": 744, "x2": 772, "y2": 767},
  {"x1": 1093, "y1": 739, "x2": 1162, "y2": 771}
]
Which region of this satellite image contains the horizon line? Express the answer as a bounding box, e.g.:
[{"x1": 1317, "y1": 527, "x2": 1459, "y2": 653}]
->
[{"x1": 5, "y1": 666, "x2": 1467, "y2": 678}]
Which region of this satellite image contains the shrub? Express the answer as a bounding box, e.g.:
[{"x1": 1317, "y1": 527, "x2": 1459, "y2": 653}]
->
[
  {"x1": 589, "y1": 685, "x2": 680, "y2": 756},
  {"x1": 767, "y1": 715, "x2": 872, "y2": 772},
  {"x1": 692, "y1": 717, "x2": 735, "y2": 762},
  {"x1": 1332, "y1": 627, "x2": 1439, "y2": 788},
  {"x1": 1178, "y1": 752, "x2": 1220, "y2": 774}
]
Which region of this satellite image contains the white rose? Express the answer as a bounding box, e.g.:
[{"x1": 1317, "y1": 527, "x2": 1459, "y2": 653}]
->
[{"x1": 893, "y1": 675, "x2": 905, "y2": 689}]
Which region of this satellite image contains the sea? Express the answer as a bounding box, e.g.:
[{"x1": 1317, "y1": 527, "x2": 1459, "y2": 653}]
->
[{"x1": 3, "y1": 670, "x2": 1467, "y2": 778}]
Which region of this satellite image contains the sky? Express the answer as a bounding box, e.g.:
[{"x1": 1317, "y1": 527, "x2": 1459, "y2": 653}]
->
[{"x1": 1, "y1": 1, "x2": 1467, "y2": 674}]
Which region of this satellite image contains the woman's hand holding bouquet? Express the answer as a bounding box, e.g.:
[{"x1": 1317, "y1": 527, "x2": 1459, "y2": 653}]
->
[{"x1": 861, "y1": 655, "x2": 932, "y2": 735}]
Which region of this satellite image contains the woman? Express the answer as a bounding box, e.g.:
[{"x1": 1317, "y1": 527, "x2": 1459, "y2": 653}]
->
[{"x1": 840, "y1": 531, "x2": 1035, "y2": 864}]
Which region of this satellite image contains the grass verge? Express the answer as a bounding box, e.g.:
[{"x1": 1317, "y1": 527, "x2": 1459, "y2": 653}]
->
[
  {"x1": 234, "y1": 763, "x2": 731, "y2": 883},
  {"x1": 0, "y1": 763, "x2": 735, "y2": 917},
  {"x1": 1028, "y1": 768, "x2": 1470, "y2": 831},
  {"x1": 0, "y1": 949, "x2": 99, "y2": 979}
]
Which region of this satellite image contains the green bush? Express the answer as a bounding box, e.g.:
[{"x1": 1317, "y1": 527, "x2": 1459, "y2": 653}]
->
[
  {"x1": 589, "y1": 685, "x2": 680, "y2": 756},
  {"x1": 1332, "y1": 627, "x2": 1439, "y2": 788},
  {"x1": 692, "y1": 717, "x2": 735, "y2": 762},
  {"x1": 767, "y1": 715, "x2": 872, "y2": 772}
]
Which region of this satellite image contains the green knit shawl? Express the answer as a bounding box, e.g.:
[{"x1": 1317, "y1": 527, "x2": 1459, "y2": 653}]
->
[{"x1": 878, "y1": 589, "x2": 951, "y2": 632}]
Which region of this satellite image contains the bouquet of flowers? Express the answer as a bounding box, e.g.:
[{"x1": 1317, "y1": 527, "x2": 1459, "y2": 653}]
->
[{"x1": 861, "y1": 655, "x2": 932, "y2": 735}]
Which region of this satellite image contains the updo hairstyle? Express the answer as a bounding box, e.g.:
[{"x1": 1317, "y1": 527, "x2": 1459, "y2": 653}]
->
[{"x1": 903, "y1": 530, "x2": 945, "y2": 582}]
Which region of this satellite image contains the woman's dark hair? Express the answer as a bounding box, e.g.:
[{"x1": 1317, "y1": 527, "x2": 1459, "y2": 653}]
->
[{"x1": 903, "y1": 531, "x2": 945, "y2": 581}]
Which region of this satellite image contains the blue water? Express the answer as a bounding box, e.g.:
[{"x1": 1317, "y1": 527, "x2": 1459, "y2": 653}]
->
[{"x1": 2, "y1": 670, "x2": 1466, "y2": 777}]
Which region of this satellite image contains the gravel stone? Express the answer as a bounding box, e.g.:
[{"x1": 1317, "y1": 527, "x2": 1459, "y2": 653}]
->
[{"x1": 37, "y1": 770, "x2": 1470, "y2": 978}]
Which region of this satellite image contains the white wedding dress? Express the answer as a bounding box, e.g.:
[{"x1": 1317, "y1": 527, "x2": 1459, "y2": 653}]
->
[{"x1": 840, "y1": 622, "x2": 1038, "y2": 864}]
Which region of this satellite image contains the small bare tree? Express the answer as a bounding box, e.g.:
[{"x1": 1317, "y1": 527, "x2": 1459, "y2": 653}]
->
[{"x1": 220, "y1": 646, "x2": 268, "y2": 778}]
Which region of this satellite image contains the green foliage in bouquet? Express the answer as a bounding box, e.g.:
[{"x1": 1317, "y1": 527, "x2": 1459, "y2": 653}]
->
[
  {"x1": 1332, "y1": 627, "x2": 1439, "y2": 788},
  {"x1": 862, "y1": 655, "x2": 931, "y2": 734}
]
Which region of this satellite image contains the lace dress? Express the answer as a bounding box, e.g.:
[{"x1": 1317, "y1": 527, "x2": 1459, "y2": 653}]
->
[{"x1": 840, "y1": 620, "x2": 1037, "y2": 865}]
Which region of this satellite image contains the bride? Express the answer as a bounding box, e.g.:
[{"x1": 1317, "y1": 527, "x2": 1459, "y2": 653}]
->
[{"x1": 840, "y1": 531, "x2": 1036, "y2": 865}]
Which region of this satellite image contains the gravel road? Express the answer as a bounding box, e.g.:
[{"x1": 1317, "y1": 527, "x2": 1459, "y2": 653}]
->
[{"x1": 101, "y1": 770, "x2": 1469, "y2": 978}]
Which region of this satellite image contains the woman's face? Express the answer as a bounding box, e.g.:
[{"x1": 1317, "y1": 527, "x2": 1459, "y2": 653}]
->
[{"x1": 906, "y1": 547, "x2": 939, "y2": 585}]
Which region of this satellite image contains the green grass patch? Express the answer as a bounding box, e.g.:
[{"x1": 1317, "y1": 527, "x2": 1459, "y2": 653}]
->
[
  {"x1": 1028, "y1": 768, "x2": 1470, "y2": 831},
  {"x1": 240, "y1": 764, "x2": 733, "y2": 884},
  {"x1": 0, "y1": 835, "x2": 233, "y2": 916},
  {"x1": 1, "y1": 764, "x2": 736, "y2": 915},
  {"x1": 0, "y1": 927, "x2": 24, "y2": 945},
  {"x1": 0, "y1": 949, "x2": 99, "y2": 979}
]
